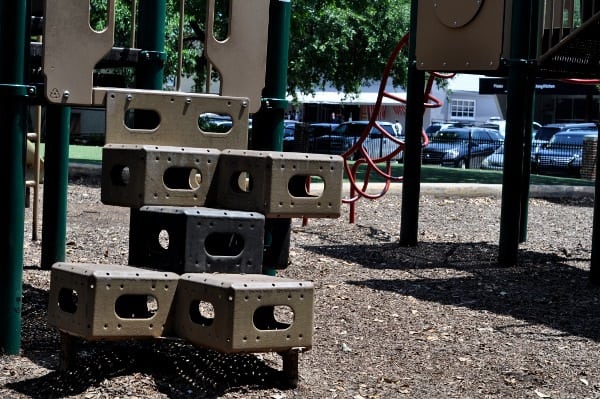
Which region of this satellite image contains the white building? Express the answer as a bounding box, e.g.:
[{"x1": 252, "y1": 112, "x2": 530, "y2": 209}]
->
[
  {"x1": 292, "y1": 74, "x2": 504, "y2": 128},
  {"x1": 426, "y1": 74, "x2": 504, "y2": 126}
]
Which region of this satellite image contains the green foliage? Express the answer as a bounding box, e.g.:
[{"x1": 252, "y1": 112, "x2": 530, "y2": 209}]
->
[
  {"x1": 89, "y1": 0, "x2": 411, "y2": 95},
  {"x1": 289, "y1": 0, "x2": 411, "y2": 95}
]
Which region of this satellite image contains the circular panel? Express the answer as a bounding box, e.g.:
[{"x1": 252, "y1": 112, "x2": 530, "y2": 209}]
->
[{"x1": 434, "y1": 0, "x2": 485, "y2": 28}]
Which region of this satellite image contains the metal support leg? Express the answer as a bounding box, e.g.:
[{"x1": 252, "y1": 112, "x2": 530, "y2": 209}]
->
[{"x1": 279, "y1": 349, "x2": 300, "y2": 388}]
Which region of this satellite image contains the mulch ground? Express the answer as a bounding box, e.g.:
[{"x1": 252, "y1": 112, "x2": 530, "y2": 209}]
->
[{"x1": 1, "y1": 176, "x2": 600, "y2": 399}]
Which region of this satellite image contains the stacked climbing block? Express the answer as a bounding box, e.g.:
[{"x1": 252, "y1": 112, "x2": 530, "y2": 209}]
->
[
  {"x1": 128, "y1": 206, "x2": 265, "y2": 274},
  {"x1": 175, "y1": 273, "x2": 314, "y2": 353},
  {"x1": 101, "y1": 144, "x2": 220, "y2": 208},
  {"x1": 47, "y1": 263, "x2": 179, "y2": 340},
  {"x1": 212, "y1": 150, "x2": 344, "y2": 218}
]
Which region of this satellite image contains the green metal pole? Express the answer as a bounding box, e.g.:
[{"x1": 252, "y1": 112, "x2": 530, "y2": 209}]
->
[
  {"x1": 498, "y1": 0, "x2": 538, "y2": 265},
  {"x1": 252, "y1": 0, "x2": 292, "y2": 274},
  {"x1": 0, "y1": 0, "x2": 28, "y2": 354},
  {"x1": 41, "y1": 105, "x2": 71, "y2": 270},
  {"x1": 251, "y1": 0, "x2": 291, "y2": 151},
  {"x1": 136, "y1": 0, "x2": 167, "y2": 91},
  {"x1": 399, "y1": 0, "x2": 425, "y2": 246}
]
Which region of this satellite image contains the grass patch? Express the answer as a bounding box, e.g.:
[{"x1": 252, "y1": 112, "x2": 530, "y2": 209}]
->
[
  {"x1": 42, "y1": 145, "x2": 594, "y2": 187},
  {"x1": 40, "y1": 144, "x2": 103, "y2": 164},
  {"x1": 350, "y1": 162, "x2": 594, "y2": 186}
]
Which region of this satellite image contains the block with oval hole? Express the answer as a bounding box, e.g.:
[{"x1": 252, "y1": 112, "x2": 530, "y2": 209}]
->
[
  {"x1": 128, "y1": 206, "x2": 264, "y2": 274},
  {"x1": 47, "y1": 263, "x2": 179, "y2": 340},
  {"x1": 212, "y1": 150, "x2": 344, "y2": 218},
  {"x1": 103, "y1": 88, "x2": 250, "y2": 149},
  {"x1": 175, "y1": 273, "x2": 314, "y2": 353},
  {"x1": 101, "y1": 144, "x2": 220, "y2": 208}
]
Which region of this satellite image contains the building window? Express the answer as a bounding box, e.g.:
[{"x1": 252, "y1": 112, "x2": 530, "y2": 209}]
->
[{"x1": 450, "y1": 99, "x2": 476, "y2": 120}]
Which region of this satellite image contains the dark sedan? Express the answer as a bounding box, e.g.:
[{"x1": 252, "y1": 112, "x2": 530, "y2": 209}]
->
[
  {"x1": 533, "y1": 130, "x2": 598, "y2": 177},
  {"x1": 422, "y1": 127, "x2": 503, "y2": 168}
]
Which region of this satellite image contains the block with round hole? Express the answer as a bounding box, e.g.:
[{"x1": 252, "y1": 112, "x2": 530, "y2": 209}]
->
[
  {"x1": 47, "y1": 263, "x2": 179, "y2": 340},
  {"x1": 101, "y1": 144, "x2": 220, "y2": 208},
  {"x1": 128, "y1": 206, "x2": 264, "y2": 274},
  {"x1": 211, "y1": 150, "x2": 344, "y2": 218},
  {"x1": 175, "y1": 273, "x2": 314, "y2": 353}
]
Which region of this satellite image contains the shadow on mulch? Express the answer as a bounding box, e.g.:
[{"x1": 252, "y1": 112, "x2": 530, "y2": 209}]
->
[
  {"x1": 11, "y1": 284, "x2": 287, "y2": 398},
  {"x1": 304, "y1": 239, "x2": 600, "y2": 342}
]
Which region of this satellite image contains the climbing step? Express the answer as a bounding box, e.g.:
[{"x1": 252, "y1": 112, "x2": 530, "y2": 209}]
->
[
  {"x1": 128, "y1": 206, "x2": 265, "y2": 274},
  {"x1": 175, "y1": 273, "x2": 314, "y2": 353},
  {"x1": 101, "y1": 144, "x2": 220, "y2": 208},
  {"x1": 212, "y1": 150, "x2": 344, "y2": 218},
  {"x1": 47, "y1": 263, "x2": 179, "y2": 340}
]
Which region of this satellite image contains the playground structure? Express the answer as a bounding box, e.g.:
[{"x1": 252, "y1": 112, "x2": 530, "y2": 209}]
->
[
  {"x1": 0, "y1": 0, "x2": 347, "y2": 386},
  {"x1": 1, "y1": 0, "x2": 600, "y2": 390}
]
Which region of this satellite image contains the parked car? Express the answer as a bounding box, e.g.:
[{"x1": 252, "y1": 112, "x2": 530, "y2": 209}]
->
[
  {"x1": 310, "y1": 120, "x2": 403, "y2": 160},
  {"x1": 532, "y1": 129, "x2": 598, "y2": 177},
  {"x1": 198, "y1": 112, "x2": 233, "y2": 133},
  {"x1": 282, "y1": 119, "x2": 303, "y2": 151},
  {"x1": 424, "y1": 121, "x2": 473, "y2": 136},
  {"x1": 421, "y1": 126, "x2": 503, "y2": 168},
  {"x1": 480, "y1": 137, "x2": 547, "y2": 171},
  {"x1": 306, "y1": 122, "x2": 339, "y2": 152},
  {"x1": 481, "y1": 118, "x2": 541, "y2": 138},
  {"x1": 534, "y1": 122, "x2": 596, "y2": 141}
]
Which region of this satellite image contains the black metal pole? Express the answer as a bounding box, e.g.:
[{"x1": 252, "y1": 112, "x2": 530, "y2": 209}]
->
[
  {"x1": 590, "y1": 121, "x2": 600, "y2": 285},
  {"x1": 498, "y1": 0, "x2": 538, "y2": 265},
  {"x1": 399, "y1": 0, "x2": 425, "y2": 246}
]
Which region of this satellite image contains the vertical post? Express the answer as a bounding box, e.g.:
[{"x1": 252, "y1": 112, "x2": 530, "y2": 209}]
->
[
  {"x1": 498, "y1": 0, "x2": 538, "y2": 265},
  {"x1": 136, "y1": 0, "x2": 166, "y2": 91},
  {"x1": 518, "y1": 1, "x2": 542, "y2": 244},
  {"x1": 518, "y1": 74, "x2": 536, "y2": 243},
  {"x1": 251, "y1": 0, "x2": 291, "y2": 152},
  {"x1": 400, "y1": 0, "x2": 425, "y2": 246},
  {"x1": 590, "y1": 122, "x2": 600, "y2": 285},
  {"x1": 41, "y1": 105, "x2": 71, "y2": 270},
  {"x1": 0, "y1": 0, "x2": 28, "y2": 354},
  {"x1": 252, "y1": 0, "x2": 292, "y2": 273}
]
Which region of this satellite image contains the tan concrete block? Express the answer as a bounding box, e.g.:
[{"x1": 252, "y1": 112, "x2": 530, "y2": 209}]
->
[
  {"x1": 101, "y1": 144, "x2": 220, "y2": 208},
  {"x1": 212, "y1": 150, "x2": 344, "y2": 218},
  {"x1": 175, "y1": 273, "x2": 314, "y2": 353},
  {"x1": 47, "y1": 263, "x2": 179, "y2": 340}
]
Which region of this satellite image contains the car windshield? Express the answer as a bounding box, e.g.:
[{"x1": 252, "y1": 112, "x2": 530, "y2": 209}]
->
[
  {"x1": 535, "y1": 126, "x2": 561, "y2": 141},
  {"x1": 548, "y1": 132, "x2": 595, "y2": 147},
  {"x1": 433, "y1": 129, "x2": 469, "y2": 141}
]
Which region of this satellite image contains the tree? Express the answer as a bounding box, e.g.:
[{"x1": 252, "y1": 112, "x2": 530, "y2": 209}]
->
[
  {"x1": 289, "y1": 0, "x2": 411, "y2": 96},
  {"x1": 89, "y1": 0, "x2": 411, "y2": 95}
]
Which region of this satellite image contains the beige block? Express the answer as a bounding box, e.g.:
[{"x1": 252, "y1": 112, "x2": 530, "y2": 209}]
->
[
  {"x1": 104, "y1": 89, "x2": 249, "y2": 149},
  {"x1": 101, "y1": 144, "x2": 220, "y2": 208},
  {"x1": 212, "y1": 150, "x2": 344, "y2": 218},
  {"x1": 175, "y1": 273, "x2": 314, "y2": 353},
  {"x1": 47, "y1": 263, "x2": 178, "y2": 340}
]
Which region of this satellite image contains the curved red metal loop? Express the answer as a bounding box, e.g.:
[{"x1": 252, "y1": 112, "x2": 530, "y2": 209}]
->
[{"x1": 341, "y1": 32, "x2": 449, "y2": 221}]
